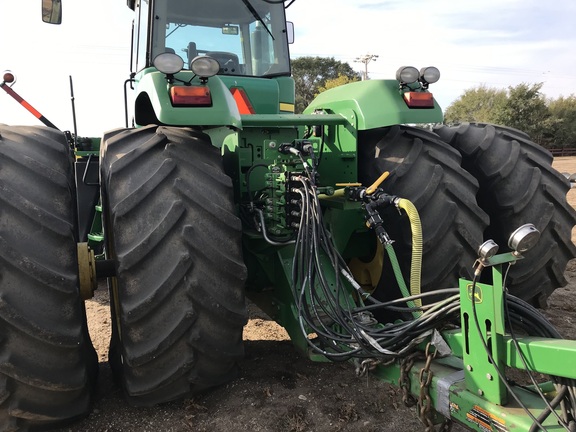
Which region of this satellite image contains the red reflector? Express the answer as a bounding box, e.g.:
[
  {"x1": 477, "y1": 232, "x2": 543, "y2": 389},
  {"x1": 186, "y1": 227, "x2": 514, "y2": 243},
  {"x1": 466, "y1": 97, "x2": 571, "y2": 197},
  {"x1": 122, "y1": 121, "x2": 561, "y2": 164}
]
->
[
  {"x1": 403, "y1": 92, "x2": 434, "y2": 108},
  {"x1": 231, "y1": 87, "x2": 255, "y2": 114},
  {"x1": 2, "y1": 71, "x2": 15, "y2": 84},
  {"x1": 170, "y1": 86, "x2": 212, "y2": 106}
]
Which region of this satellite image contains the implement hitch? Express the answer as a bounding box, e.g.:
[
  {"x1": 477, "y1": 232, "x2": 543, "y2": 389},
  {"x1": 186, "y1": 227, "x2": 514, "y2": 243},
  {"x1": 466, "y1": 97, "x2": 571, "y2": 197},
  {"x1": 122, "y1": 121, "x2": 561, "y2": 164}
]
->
[{"x1": 372, "y1": 226, "x2": 576, "y2": 431}]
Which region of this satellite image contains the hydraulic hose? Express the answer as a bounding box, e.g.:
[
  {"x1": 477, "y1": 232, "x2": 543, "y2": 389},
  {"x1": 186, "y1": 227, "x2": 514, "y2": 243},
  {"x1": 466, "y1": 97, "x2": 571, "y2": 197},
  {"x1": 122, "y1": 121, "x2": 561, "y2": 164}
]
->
[
  {"x1": 384, "y1": 243, "x2": 419, "y2": 319},
  {"x1": 396, "y1": 199, "x2": 423, "y2": 309}
]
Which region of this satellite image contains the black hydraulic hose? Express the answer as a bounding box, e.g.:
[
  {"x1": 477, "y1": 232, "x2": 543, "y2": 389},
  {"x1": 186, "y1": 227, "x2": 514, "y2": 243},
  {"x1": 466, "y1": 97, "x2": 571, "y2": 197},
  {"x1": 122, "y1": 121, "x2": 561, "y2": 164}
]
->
[
  {"x1": 245, "y1": 163, "x2": 269, "y2": 205},
  {"x1": 354, "y1": 289, "x2": 460, "y2": 311},
  {"x1": 470, "y1": 276, "x2": 549, "y2": 431},
  {"x1": 256, "y1": 209, "x2": 295, "y2": 246},
  {"x1": 506, "y1": 295, "x2": 562, "y2": 339},
  {"x1": 528, "y1": 386, "x2": 570, "y2": 432}
]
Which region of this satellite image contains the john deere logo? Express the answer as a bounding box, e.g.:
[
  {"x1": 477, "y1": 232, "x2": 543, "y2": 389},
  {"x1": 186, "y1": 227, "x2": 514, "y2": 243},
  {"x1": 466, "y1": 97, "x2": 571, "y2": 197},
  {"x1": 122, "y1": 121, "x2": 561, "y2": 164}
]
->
[{"x1": 467, "y1": 284, "x2": 483, "y2": 303}]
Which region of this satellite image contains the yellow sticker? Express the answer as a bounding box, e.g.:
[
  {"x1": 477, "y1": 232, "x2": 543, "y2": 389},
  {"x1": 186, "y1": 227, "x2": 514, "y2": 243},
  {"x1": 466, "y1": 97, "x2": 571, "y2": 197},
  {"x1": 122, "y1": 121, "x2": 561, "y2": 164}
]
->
[
  {"x1": 467, "y1": 284, "x2": 483, "y2": 304},
  {"x1": 279, "y1": 102, "x2": 295, "y2": 112}
]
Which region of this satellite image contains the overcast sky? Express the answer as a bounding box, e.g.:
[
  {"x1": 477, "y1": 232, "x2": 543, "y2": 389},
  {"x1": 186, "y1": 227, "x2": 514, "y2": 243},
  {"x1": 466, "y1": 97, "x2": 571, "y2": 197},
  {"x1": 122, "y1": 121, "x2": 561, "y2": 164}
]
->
[{"x1": 1, "y1": 0, "x2": 575, "y2": 136}]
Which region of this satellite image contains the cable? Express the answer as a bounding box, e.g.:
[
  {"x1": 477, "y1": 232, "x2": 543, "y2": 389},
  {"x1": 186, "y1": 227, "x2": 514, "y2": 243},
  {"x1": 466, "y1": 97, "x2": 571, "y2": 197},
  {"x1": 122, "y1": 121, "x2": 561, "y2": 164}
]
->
[
  {"x1": 470, "y1": 276, "x2": 552, "y2": 431},
  {"x1": 292, "y1": 184, "x2": 459, "y2": 358},
  {"x1": 529, "y1": 387, "x2": 570, "y2": 432},
  {"x1": 245, "y1": 163, "x2": 269, "y2": 206},
  {"x1": 255, "y1": 209, "x2": 295, "y2": 246},
  {"x1": 285, "y1": 149, "x2": 465, "y2": 361},
  {"x1": 501, "y1": 264, "x2": 575, "y2": 430},
  {"x1": 258, "y1": 142, "x2": 574, "y2": 430},
  {"x1": 503, "y1": 275, "x2": 570, "y2": 429},
  {"x1": 261, "y1": 0, "x2": 297, "y2": 5}
]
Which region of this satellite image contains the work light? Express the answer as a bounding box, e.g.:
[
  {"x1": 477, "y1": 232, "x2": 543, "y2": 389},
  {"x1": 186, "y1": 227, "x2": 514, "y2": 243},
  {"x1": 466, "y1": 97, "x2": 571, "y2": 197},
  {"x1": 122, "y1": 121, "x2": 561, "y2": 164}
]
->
[
  {"x1": 419, "y1": 66, "x2": 440, "y2": 85},
  {"x1": 153, "y1": 53, "x2": 184, "y2": 75},
  {"x1": 395, "y1": 66, "x2": 419, "y2": 84},
  {"x1": 190, "y1": 56, "x2": 220, "y2": 79}
]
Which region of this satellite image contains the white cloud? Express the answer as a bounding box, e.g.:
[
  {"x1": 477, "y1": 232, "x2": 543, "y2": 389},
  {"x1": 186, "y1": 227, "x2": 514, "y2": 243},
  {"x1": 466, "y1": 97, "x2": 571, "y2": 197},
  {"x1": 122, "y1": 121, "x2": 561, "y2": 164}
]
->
[{"x1": 287, "y1": 0, "x2": 576, "y2": 108}]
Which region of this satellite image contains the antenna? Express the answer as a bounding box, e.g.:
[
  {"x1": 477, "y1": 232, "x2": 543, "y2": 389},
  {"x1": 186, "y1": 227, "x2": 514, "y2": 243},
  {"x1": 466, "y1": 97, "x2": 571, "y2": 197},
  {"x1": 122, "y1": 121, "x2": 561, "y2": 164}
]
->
[{"x1": 69, "y1": 75, "x2": 78, "y2": 148}]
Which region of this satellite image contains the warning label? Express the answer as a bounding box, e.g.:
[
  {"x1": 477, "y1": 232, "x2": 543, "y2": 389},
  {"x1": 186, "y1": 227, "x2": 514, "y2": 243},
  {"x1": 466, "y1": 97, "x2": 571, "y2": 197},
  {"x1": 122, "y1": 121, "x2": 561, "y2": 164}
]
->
[{"x1": 466, "y1": 405, "x2": 507, "y2": 432}]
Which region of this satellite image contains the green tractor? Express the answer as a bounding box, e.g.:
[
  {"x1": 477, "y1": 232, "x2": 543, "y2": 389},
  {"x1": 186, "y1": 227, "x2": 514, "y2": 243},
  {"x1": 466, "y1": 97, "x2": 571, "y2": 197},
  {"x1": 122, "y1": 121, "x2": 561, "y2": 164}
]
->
[{"x1": 1, "y1": 0, "x2": 576, "y2": 430}]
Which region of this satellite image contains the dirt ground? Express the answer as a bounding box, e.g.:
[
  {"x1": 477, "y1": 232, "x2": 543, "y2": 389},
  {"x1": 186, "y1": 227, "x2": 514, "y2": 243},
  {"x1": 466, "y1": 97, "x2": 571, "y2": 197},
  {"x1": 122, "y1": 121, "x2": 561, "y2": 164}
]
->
[{"x1": 55, "y1": 157, "x2": 576, "y2": 432}]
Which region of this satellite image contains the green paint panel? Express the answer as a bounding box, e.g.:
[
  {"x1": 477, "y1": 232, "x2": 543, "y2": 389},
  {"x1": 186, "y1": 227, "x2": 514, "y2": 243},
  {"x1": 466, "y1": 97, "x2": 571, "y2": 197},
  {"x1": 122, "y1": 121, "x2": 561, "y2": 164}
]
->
[
  {"x1": 445, "y1": 330, "x2": 576, "y2": 380},
  {"x1": 240, "y1": 113, "x2": 348, "y2": 127},
  {"x1": 218, "y1": 76, "x2": 295, "y2": 114},
  {"x1": 134, "y1": 69, "x2": 241, "y2": 128},
  {"x1": 276, "y1": 76, "x2": 296, "y2": 111},
  {"x1": 505, "y1": 338, "x2": 576, "y2": 379},
  {"x1": 220, "y1": 76, "x2": 280, "y2": 114},
  {"x1": 459, "y1": 275, "x2": 508, "y2": 404},
  {"x1": 304, "y1": 79, "x2": 443, "y2": 129}
]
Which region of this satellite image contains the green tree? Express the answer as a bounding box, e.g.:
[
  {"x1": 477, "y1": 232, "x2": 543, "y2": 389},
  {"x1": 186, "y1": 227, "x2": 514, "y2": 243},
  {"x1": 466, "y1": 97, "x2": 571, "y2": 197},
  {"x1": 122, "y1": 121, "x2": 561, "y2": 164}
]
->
[
  {"x1": 444, "y1": 83, "x2": 559, "y2": 147},
  {"x1": 444, "y1": 85, "x2": 507, "y2": 124},
  {"x1": 316, "y1": 73, "x2": 360, "y2": 95},
  {"x1": 291, "y1": 56, "x2": 360, "y2": 113},
  {"x1": 494, "y1": 83, "x2": 551, "y2": 144},
  {"x1": 548, "y1": 95, "x2": 576, "y2": 147}
]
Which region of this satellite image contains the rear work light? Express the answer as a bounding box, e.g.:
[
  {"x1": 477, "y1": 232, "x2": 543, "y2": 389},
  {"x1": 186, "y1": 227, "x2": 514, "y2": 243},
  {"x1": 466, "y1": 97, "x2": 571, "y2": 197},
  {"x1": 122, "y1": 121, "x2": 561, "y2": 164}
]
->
[
  {"x1": 170, "y1": 85, "x2": 212, "y2": 107},
  {"x1": 403, "y1": 92, "x2": 434, "y2": 108}
]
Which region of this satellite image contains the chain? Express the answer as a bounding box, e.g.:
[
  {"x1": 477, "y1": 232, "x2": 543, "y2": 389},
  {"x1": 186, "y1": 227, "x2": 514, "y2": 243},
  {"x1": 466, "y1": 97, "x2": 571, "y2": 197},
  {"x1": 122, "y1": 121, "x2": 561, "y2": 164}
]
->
[
  {"x1": 355, "y1": 358, "x2": 381, "y2": 377},
  {"x1": 377, "y1": 346, "x2": 454, "y2": 431},
  {"x1": 417, "y1": 342, "x2": 436, "y2": 430},
  {"x1": 417, "y1": 343, "x2": 453, "y2": 432},
  {"x1": 398, "y1": 351, "x2": 420, "y2": 407}
]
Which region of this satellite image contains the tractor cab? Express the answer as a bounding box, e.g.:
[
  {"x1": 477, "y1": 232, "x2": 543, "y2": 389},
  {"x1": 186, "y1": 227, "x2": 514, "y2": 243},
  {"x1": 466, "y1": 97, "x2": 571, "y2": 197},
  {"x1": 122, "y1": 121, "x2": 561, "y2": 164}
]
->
[
  {"x1": 128, "y1": 0, "x2": 296, "y2": 121},
  {"x1": 143, "y1": 0, "x2": 293, "y2": 78}
]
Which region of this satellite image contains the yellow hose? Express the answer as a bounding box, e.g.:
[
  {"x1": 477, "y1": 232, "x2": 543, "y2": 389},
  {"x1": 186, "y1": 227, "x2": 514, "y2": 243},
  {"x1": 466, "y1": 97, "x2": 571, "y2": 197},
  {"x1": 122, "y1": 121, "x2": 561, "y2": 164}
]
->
[{"x1": 396, "y1": 199, "x2": 423, "y2": 308}]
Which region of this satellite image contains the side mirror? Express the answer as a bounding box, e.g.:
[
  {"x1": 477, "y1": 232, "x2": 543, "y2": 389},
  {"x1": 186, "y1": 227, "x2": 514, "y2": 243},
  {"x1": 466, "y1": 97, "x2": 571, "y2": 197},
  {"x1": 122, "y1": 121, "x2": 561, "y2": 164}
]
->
[
  {"x1": 42, "y1": 0, "x2": 62, "y2": 24},
  {"x1": 286, "y1": 21, "x2": 294, "y2": 44}
]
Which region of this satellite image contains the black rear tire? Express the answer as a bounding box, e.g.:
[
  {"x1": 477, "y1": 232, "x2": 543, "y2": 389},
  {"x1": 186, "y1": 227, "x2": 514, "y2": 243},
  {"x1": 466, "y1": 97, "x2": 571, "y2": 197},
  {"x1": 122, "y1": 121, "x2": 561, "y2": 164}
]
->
[
  {"x1": 435, "y1": 123, "x2": 576, "y2": 307},
  {"x1": 0, "y1": 125, "x2": 97, "y2": 431},
  {"x1": 358, "y1": 125, "x2": 489, "y2": 297},
  {"x1": 100, "y1": 125, "x2": 247, "y2": 406}
]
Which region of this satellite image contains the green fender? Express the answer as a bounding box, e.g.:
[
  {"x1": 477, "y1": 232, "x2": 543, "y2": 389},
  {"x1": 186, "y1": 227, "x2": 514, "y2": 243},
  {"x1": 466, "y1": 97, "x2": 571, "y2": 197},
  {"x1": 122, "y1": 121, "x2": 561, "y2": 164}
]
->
[
  {"x1": 133, "y1": 68, "x2": 241, "y2": 129},
  {"x1": 303, "y1": 79, "x2": 443, "y2": 129}
]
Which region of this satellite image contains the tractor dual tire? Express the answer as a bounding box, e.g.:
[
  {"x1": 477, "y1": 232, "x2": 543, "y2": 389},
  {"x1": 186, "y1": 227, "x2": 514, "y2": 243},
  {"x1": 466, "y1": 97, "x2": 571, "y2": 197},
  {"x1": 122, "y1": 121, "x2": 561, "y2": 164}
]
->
[
  {"x1": 358, "y1": 125, "x2": 489, "y2": 297},
  {"x1": 100, "y1": 125, "x2": 247, "y2": 406},
  {"x1": 0, "y1": 125, "x2": 98, "y2": 431},
  {"x1": 435, "y1": 123, "x2": 576, "y2": 307}
]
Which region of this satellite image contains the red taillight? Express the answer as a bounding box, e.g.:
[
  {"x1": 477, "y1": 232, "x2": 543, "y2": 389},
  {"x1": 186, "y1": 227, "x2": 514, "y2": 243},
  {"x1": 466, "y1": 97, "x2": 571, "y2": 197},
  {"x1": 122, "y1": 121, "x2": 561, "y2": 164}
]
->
[
  {"x1": 170, "y1": 85, "x2": 212, "y2": 106},
  {"x1": 230, "y1": 87, "x2": 255, "y2": 114},
  {"x1": 403, "y1": 91, "x2": 434, "y2": 108}
]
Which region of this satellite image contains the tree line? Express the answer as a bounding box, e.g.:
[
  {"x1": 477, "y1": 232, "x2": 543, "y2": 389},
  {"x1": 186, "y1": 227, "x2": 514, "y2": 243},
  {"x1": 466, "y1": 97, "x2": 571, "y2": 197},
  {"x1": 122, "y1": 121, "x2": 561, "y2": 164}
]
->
[
  {"x1": 444, "y1": 83, "x2": 576, "y2": 149},
  {"x1": 292, "y1": 56, "x2": 576, "y2": 149}
]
